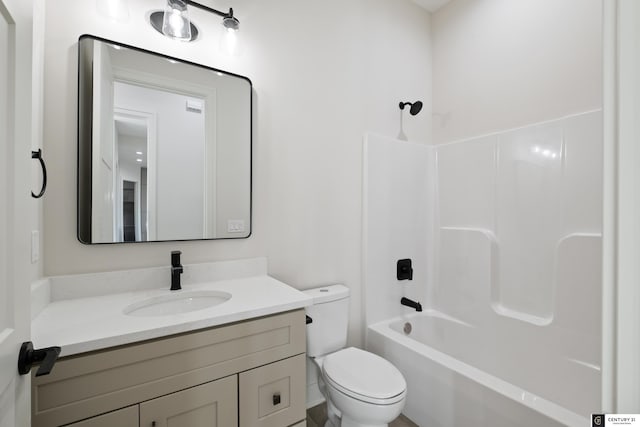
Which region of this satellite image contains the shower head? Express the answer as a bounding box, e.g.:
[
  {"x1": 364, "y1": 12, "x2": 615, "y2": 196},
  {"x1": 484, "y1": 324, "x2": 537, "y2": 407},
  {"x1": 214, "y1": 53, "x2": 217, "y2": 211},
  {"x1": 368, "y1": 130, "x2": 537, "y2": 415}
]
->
[
  {"x1": 410, "y1": 101, "x2": 423, "y2": 115},
  {"x1": 399, "y1": 101, "x2": 423, "y2": 116}
]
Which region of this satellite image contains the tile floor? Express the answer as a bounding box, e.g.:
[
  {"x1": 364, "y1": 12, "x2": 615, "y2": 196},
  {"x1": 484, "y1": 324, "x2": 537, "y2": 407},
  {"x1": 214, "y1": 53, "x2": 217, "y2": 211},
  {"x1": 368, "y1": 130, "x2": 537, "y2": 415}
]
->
[{"x1": 306, "y1": 403, "x2": 418, "y2": 427}]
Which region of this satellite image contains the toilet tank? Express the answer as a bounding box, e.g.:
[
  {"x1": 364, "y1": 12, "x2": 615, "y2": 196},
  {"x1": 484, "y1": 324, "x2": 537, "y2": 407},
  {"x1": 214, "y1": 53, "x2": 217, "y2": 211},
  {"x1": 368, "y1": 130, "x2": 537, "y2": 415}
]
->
[{"x1": 304, "y1": 285, "x2": 350, "y2": 358}]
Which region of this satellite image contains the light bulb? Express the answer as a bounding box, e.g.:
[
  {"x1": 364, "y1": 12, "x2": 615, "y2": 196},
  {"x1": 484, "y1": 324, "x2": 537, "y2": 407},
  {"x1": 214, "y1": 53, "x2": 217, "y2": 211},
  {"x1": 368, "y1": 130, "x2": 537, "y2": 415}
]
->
[
  {"x1": 162, "y1": 0, "x2": 192, "y2": 41},
  {"x1": 219, "y1": 26, "x2": 243, "y2": 56},
  {"x1": 225, "y1": 28, "x2": 238, "y2": 54},
  {"x1": 169, "y1": 9, "x2": 184, "y2": 31}
]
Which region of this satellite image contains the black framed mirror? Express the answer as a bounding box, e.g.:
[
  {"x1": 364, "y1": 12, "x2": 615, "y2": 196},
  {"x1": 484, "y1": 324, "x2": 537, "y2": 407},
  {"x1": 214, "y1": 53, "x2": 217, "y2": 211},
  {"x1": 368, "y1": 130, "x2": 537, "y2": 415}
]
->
[{"x1": 77, "y1": 35, "x2": 251, "y2": 244}]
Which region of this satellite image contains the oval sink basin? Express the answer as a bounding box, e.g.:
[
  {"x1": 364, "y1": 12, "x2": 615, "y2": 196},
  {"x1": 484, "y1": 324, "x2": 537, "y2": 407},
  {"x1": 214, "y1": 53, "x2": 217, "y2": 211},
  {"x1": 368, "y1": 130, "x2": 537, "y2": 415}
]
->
[{"x1": 124, "y1": 290, "x2": 231, "y2": 317}]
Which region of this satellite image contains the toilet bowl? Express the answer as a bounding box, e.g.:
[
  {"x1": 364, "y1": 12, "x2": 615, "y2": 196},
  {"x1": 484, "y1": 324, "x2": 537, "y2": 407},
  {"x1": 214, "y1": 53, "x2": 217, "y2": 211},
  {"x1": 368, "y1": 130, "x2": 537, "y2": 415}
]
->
[
  {"x1": 320, "y1": 347, "x2": 406, "y2": 427},
  {"x1": 304, "y1": 285, "x2": 407, "y2": 427}
]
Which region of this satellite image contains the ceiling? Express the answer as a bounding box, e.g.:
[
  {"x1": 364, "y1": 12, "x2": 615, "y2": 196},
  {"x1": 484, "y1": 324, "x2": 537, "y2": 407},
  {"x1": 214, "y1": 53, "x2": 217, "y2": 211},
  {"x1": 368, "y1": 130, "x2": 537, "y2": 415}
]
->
[
  {"x1": 411, "y1": 0, "x2": 452, "y2": 13},
  {"x1": 115, "y1": 119, "x2": 146, "y2": 139},
  {"x1": 115, "y1": 119, "x2": 148, "y2": 168}
]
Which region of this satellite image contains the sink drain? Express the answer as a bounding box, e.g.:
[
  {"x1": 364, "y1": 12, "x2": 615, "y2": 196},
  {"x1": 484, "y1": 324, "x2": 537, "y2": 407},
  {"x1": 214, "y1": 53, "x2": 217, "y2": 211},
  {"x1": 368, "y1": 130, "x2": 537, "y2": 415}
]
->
[{"x1": 403, "y1": 322, "x2": 412, "y2": 335}]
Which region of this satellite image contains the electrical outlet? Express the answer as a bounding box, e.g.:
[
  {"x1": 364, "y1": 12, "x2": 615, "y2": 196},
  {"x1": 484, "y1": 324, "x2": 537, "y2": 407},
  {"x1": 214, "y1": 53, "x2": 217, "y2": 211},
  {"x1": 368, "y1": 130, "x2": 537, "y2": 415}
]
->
[{"x1": 227, "y1": 220, "x2": 245, "y2": 233}]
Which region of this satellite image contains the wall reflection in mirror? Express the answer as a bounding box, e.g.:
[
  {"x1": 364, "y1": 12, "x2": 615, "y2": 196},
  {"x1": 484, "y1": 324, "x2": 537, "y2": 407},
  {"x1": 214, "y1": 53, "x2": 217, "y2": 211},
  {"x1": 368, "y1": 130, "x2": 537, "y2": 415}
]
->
[{"x1": 77, "y1": 35, "x2": 251, "y2": 244}]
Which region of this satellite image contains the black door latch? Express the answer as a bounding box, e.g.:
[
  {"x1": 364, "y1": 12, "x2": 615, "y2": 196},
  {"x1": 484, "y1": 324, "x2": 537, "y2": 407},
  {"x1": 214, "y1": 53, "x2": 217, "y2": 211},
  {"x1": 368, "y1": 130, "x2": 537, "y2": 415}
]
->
[{"x1": 18, "y1": 341, "x2": 61, "y2": 377}]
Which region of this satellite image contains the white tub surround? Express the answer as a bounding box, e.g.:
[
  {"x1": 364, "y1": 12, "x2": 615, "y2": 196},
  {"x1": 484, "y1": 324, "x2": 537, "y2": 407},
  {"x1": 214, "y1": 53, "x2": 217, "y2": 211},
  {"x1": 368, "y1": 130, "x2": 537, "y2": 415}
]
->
[
  {"x1": 31, "y1": 258, "x2": 312, "y2": 356},
  {"x1": 363, "y1": 111, "x2": 602, "y2": 426},
  {"x1": 362, "y1": 133, "x2": 433, "y2": 327}
]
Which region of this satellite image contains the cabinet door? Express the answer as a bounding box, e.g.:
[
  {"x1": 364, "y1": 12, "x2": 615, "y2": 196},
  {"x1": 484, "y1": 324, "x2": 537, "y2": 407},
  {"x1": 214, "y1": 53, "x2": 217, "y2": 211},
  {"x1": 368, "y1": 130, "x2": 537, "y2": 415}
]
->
[
  {"x1": 140, "y1": 375, "x2": 237, "y2": 427},
  {"x1": 239, "y1": 354, "x2": 306, "y2": 427},
  {"x1": 68, "y1": 406, "x2": 138, "y2": 427}
]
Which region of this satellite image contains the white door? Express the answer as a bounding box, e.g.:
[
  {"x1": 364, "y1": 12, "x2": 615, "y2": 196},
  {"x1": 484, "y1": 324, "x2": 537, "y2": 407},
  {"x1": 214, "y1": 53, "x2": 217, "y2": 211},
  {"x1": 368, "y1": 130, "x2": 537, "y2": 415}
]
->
[{"x1": 0, "y1": 0, "x2": 34, "y2": 425}]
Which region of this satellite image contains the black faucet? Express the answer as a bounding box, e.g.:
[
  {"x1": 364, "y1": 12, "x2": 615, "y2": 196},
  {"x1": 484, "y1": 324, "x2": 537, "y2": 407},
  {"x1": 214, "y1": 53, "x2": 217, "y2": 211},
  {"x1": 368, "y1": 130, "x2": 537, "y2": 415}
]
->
[
  {"x1": 401, "y1": 297, "x2": 422, "y2": 312},
  {"x1": 171, "y1": 251, "x2": 183, "y2": 291}
]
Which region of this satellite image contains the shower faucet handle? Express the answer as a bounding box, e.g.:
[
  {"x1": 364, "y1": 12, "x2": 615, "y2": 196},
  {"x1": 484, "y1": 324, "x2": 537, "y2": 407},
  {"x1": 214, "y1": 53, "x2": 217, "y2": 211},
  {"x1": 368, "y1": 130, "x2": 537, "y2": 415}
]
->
[{"x1": 397, "y1": 259, "x2": 413, "y2": 281}]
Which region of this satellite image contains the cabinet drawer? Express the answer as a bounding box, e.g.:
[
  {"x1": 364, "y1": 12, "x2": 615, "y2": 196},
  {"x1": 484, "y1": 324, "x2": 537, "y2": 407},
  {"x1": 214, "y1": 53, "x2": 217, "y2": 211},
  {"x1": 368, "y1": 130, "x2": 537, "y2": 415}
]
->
[
  {"x1": 67, "y1": 406, "x2": 138, "y2": 427},
  {"x1": 239, "y1": 354, "x2": 306, "y2": 427},
  {"x1": 140, "y1": 375, "x2": 237, "y2": 427}
]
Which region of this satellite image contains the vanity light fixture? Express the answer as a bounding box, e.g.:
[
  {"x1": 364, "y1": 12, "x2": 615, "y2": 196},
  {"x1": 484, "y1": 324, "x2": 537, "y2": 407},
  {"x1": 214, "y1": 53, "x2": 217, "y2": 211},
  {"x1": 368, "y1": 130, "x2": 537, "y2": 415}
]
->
[{"x1": 149, "y1": 0, "x2": 240, "y2": 42}]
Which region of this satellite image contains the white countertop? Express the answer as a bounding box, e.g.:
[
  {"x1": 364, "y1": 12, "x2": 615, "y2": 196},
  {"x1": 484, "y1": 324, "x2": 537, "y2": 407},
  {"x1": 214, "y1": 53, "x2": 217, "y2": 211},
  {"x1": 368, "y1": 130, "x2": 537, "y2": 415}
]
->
[{"x1": 31, "y1": 260, "x2": 313, "y2": 357}]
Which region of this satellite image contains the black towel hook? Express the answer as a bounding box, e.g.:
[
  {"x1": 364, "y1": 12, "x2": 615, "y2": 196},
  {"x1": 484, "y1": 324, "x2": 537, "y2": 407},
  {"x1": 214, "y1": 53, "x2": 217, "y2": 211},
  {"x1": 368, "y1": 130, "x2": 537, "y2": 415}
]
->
[{"x1": 31, "y1": 149, "x2": 47, "y2": 199}]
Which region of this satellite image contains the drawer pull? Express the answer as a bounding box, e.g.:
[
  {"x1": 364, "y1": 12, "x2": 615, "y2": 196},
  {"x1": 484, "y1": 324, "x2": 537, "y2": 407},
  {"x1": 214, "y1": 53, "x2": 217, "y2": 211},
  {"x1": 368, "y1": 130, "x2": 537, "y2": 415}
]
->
[
  {"x1": 152, "y1": 422, "x2": 156, "y2": 426},
  {"x1": 273, "y1": 393, "x2": 281, "y2": 405}
]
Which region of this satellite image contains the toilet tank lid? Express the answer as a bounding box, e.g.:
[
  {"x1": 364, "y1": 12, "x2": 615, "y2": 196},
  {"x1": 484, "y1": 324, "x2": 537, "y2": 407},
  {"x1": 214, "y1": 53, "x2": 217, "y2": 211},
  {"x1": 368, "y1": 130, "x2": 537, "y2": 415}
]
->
[{"x1": 303, "y1": 284, "x2": 349, "y2": 304}]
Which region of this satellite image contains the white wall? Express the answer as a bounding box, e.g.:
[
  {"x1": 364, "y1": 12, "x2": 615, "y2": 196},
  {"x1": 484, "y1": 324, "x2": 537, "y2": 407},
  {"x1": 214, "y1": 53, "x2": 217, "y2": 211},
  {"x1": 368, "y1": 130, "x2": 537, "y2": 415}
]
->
[
  {"x1": 432, "y1": 0, "x2": 602, "y2": 144},
  {"x1": 212, "y1": 74, "x2": 251, "y2": 239},
  {"x1": 41, "y1": 0, "x2": 432, "y2": 346},
  {"x1": 29, "y1": 0, "x2": 45, "y2": 284}
]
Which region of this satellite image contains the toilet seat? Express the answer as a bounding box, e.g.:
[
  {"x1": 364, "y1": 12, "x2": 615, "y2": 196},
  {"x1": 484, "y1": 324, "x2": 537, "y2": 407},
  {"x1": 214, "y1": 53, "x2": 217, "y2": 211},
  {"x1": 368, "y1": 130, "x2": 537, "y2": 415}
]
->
[{"x1": 322, "y1": 347, "x2": 407, "y2": 405}]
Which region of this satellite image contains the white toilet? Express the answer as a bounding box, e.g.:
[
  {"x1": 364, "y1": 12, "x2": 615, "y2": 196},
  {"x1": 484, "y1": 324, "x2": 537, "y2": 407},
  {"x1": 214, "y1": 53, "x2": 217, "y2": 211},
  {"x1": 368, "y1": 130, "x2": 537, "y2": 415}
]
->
[{"x1": 304, "y1": 285, "x2": 407, "y2": 427}]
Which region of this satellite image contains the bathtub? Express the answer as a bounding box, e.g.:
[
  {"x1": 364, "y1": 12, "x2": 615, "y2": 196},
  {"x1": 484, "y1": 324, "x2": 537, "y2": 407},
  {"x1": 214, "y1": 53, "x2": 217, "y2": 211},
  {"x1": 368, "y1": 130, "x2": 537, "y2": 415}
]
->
[{"x1": 367, "y1": 311, "x2": 598, "y2": 427}]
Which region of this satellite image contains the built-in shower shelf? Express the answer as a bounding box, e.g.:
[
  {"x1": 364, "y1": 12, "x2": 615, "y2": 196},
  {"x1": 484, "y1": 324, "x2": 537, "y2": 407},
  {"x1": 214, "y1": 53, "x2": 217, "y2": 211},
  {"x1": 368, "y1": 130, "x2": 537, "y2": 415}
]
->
[
  {"x1": 437, "y1": 227, "x2": 602, "y2": 327},
  {"x1": 491, "y1": 303, "x2": 553, "y2": 326}
]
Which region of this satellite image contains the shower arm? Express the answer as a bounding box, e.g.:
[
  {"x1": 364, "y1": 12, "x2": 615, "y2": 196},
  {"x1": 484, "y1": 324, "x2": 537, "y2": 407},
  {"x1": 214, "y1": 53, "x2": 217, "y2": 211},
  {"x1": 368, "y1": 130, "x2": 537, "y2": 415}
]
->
[{"x1": 398, "y1": 108, "x2": 407, "y2": 141}]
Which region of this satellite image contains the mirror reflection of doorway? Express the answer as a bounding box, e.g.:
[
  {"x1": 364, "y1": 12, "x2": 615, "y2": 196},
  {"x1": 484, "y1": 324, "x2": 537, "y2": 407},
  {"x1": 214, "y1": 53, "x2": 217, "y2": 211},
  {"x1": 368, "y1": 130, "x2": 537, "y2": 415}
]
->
[
  {"x1": 114, "y1": 109, "x2": 154, "y2": 242},
  {"x1": 113, "y1": 81, "x2": 209, "y2": 241},
  {"x1": 122, "y1": 180, "x2": 136, "y2": 242}
]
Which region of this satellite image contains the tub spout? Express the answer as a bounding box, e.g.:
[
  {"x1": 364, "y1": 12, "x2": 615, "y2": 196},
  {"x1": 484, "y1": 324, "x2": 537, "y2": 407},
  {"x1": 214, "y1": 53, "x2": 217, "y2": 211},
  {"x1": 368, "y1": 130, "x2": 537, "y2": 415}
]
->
[{"x1": 401, "y1": 297, "x2": 422, "y2": 312}]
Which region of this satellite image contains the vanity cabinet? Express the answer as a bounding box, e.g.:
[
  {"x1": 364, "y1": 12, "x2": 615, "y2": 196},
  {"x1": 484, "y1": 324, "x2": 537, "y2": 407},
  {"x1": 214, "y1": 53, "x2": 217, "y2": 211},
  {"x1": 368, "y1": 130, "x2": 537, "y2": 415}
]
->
[{"x1": 32, "y1": 310, "x2": 306, "y2": 427}]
